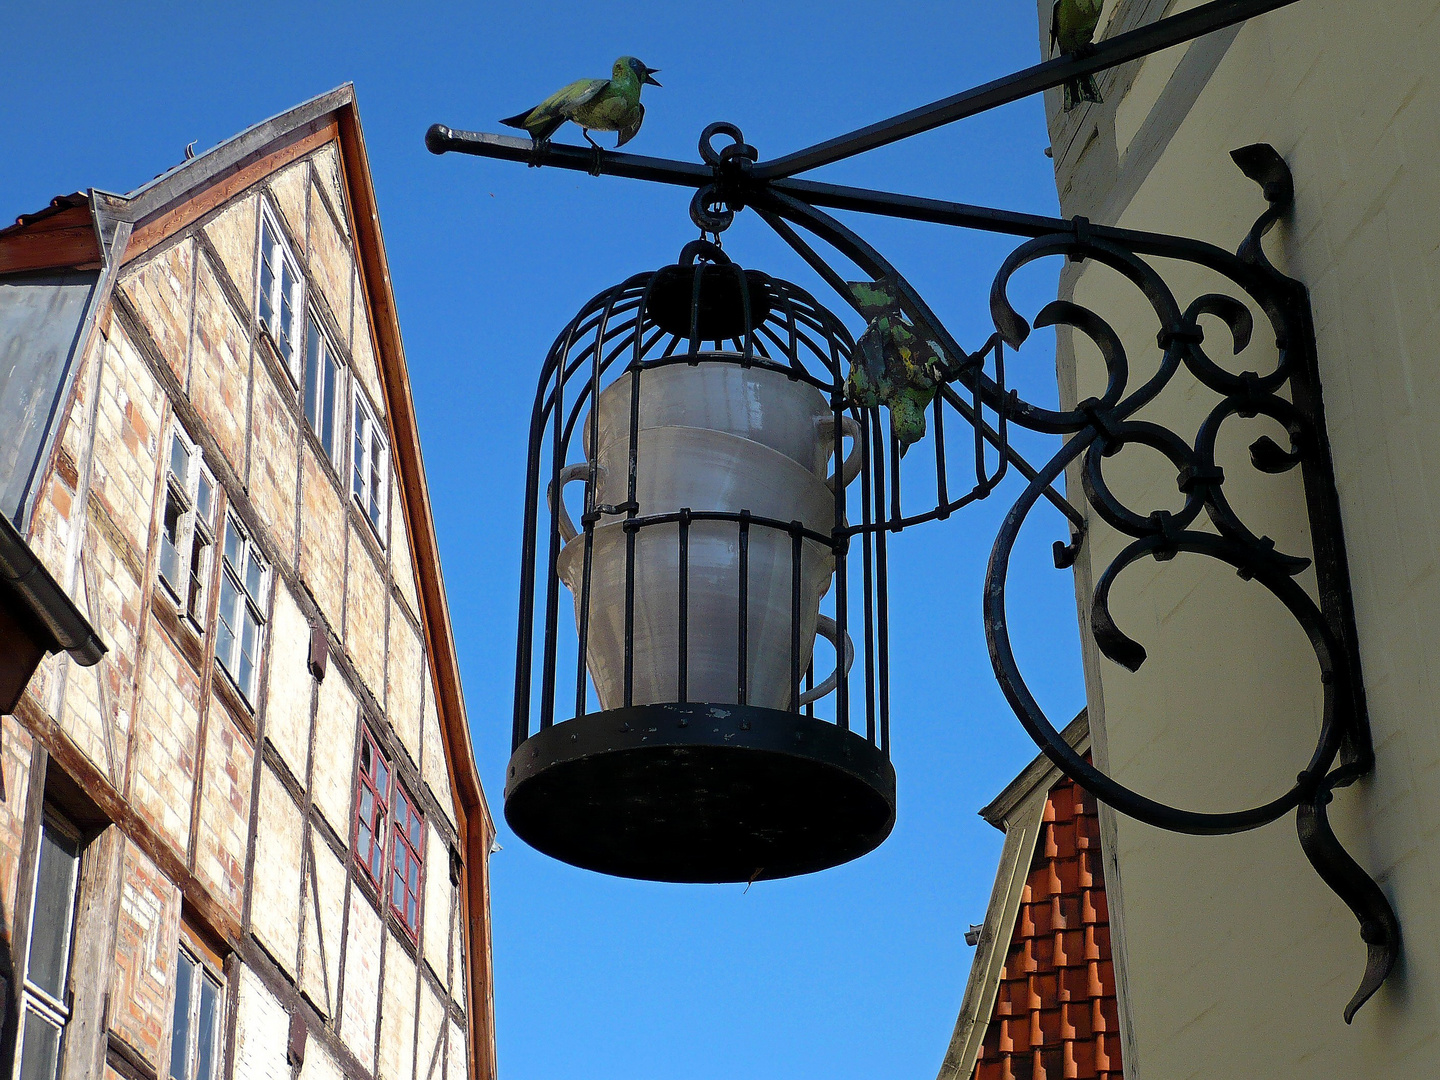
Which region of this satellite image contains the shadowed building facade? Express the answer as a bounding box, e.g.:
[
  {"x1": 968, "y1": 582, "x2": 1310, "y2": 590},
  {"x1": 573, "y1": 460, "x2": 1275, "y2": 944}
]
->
[{"x1": 0, "y1": 87, "x2": 495, "y2": 1080}]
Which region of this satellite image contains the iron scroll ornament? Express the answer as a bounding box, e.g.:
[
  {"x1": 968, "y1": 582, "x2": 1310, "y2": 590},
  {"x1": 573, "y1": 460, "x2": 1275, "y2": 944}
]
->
[
  {"x1": 979, "y1": 152, "x2": 1399, "y2": 1022},
  {"x1": 727, "y1": 135, "x2": 1399, "y2": 1021}
]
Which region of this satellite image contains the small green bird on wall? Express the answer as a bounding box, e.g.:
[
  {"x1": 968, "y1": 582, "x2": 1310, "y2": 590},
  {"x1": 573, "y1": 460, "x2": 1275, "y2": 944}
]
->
[
  {"x1": 501, "y1": 56, "x2": 661, "y2": 152},
  {"x1": 1051, "y1": 0, "x2": 1105, "y2": 110}
]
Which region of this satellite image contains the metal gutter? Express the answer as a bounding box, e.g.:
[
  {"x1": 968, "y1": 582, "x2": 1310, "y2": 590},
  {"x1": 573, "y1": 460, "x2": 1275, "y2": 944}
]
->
[{"x1": 0, "y1": 511, "x2": 104, "y2": 665}]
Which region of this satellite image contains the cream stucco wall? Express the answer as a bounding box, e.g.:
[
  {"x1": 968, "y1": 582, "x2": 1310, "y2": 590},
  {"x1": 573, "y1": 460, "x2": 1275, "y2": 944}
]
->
[{"x1": 1036, "y1": 0, "x2": 1440, "y2": 1075}]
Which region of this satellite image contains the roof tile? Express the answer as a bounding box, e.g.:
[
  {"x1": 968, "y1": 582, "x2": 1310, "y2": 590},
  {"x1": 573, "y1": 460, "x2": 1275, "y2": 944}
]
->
[{"x1": 971, "y1": 768, "x2": 1124, "y2": 1080}]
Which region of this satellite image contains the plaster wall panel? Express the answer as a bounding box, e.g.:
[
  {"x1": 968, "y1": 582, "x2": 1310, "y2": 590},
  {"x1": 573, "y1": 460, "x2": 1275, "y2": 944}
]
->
[
  {"x1": 108, "y1": 839, "x2": 182, "y2": 1067},
  {"x1": 312, "y1": 144, "x2": 350, "y2": 240},
  {"x1": 1036, "y1": 0, "x2": 1440, "y2": 1075},
  {"x1": 345, "y1": 528, "x2": 387, "y2": 704},
  {"x1": 419, "y1": 677, "x2": 454, "y2": 831},
  {"x1": 340, "y1": 890, "x2": 383, "y2": 1068},
  {"x1": 27, "y1": 472, "x2": 77, "y2": 606},
  {"x1": 204, "y1": 193, "x2": 259, "y2": 316},
  {"x1": 119, "y1": 238, "x2": 194, "y2": 381},
  {"x1": 301, "y1": 832, "x2": 347, "y2": 1018},
  {"x1": 421, "y1": 822, "x2": 449, "y2": 985},
  {"x1": 252, "y1": 765, "x2": 304, "y2": 977},
  {"x1": 268, "y1": 161, "x2": 309, "y2": 250},
  {"x1": 59, "y1": 523, "x2": 140, "y2": 783},
  {"x1": 298, "y1": 1039, "x2": 346, "y2": 1080},
  {"x1": 232, "y1": 965, "x2": 290, "y2": 1080},
  {"x1": 194, "y1": 700, "x2": 254, "y2": 922},
  {"x1": 88, "y1": 326, "x2": 164, "y2": 560},
  {"x1": 0, "y1": 716, "x2": 34, "y2": 945},
  {"x1": 416, "y1": 978, "x2": 445, "y2": 1080},
  {"x1": 445, "y1": 1019, "x2": 467, "y2": 1080},
  {"x1": 247, "y1": 363, "x2": 300, "y2": 565},
  {"x1": 390, "y1": 478, "x2": 420, "y2": 622},
  {"x1": 378, "y1": 934, "x2": 418, "y2": 1080},
  {"x1": 265, "y1": 581, "x2": 314, "y2": 782},
  {"x1": 130, "y1": 624, "x2": 201, "y2": 856},
  {"x1": 189, "y1": 258, "x2": 250, "y2": 475},
  {"x1": 388, "y1": 600, "x2": 423, "y2": 767},
  {"x1": 450, "y1": 897, "x2": 466, "y2": 1015},
  {"x1": 350, "y1": 271, "x2": 384, "y2": 419},
  {"x1": 311, "y1": 666, "x2": 358, "y2": 838},
  {"x1": 308, "y1": 182, "x2": 352, "y2": 346},
  {"x1": 299, "y1": 447, "x2": 346, "y2": 633}
]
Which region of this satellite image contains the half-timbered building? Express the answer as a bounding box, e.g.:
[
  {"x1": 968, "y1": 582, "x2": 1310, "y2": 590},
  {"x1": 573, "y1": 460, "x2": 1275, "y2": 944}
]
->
[{"x1": 0, "y1": 86, "x2": 496, "y2": 1080}]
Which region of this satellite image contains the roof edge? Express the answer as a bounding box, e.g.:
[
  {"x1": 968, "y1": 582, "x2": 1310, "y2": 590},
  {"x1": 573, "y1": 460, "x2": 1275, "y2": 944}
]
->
[
  {"x1": 979, "y1": 710, "x2": 1089, "y2": 829},
  {"x1": 121, "y1": 85, "x2": 356, "y2": 222},
  {"x1": 938, "y1": 719, "x2": 1093, "y2": 1080}
]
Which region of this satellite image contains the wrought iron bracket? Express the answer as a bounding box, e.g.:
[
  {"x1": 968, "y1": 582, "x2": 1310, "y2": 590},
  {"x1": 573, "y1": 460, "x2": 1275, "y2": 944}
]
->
[{"x1": 430, "y1": 0, "x2": 1397, "y2": 1019}]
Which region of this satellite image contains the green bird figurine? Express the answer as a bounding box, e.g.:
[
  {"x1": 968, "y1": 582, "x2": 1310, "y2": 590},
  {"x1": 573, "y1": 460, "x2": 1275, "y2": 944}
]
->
[
  {"x1": 1051, "y1": 0, "x2": 1104, "y2": 110},
  {"x1": 501, "y1": 56, "x2": 661, "y2": 152},
  {"x1": 845, "y1": 279, "x2": 949, "y2": 457}
]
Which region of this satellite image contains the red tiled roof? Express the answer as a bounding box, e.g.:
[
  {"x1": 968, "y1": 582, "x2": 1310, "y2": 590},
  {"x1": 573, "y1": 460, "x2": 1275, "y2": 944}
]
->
[{"x1": 972, "y1": 770, "x2": 1122, "y2": 1080}]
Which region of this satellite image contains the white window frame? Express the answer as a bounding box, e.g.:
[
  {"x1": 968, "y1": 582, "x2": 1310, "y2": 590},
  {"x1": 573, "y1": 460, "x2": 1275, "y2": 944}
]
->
[
  {"x1": 351, "y1": 388, "x2": 388, "y2": 543},
  {"x1": 158, "y1": 425, "x2": 217, "y2": 627},
  {"x1": 258, "y1": 203, "x2": 304, "y2": 381},
  {"x1": 304, "y1": 310, "x2": 346, "y2": 464},
  {"x1": 14, "y1": 810, "x2": 83, "y2": 1080},
  {"x1": 168, "y1": 944, "x2": 224, "y2": 1080},
  {"x1": 215, "y1": 515, "x2": 269, "y2": 703}
]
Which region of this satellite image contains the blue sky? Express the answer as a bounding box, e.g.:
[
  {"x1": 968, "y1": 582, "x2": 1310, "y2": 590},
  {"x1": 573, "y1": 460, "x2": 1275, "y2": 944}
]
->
[{"x1": 7, "y1": 3, "x2": 1085, "y2": 1077}]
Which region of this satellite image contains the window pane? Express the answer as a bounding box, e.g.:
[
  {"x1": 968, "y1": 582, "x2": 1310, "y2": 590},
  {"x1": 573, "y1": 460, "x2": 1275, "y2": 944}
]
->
[
  {"x1": 196, "y1": 472, "x2": 214, "y2": 524},
  {"x1": 223, "y1": 523, "x2": 241, "y2": 571},
  {"x1": 360, "y1": 737, "x2": 371, "y2": 777},
  {"x1": 409, "y1": 812, "x2": 422, "y2": 849},
  {"x1": 352, "y1": 417, "x2": 366, "y2": 501},
  {"x1": 244, "y1": 551, "x2": 264, "y2": 601},
  {"x1": 195, "y1": 973, "x2": 220, "y2": 1080},
  {"x1": 187, "y1": 532, "x2": 210, "y2": 618},
  {"x1": 321, "y1": 354, "x2": 338, "y2": 458},
  {"x1": 305, "y1": 322, "x2": 323, "y2": 429},
  {"x1": 169, "y1": 953, "x2": 195, "y2": 1080},
  {"x1": 169, "y1": 434, "x2": 190, "y2": 481},
  {"x1": 20, "y1": 1007, "x2": 63, "y2": 1080},
  {"x1": 377, "y1": 760, "x2": 389, "y2": 795},
  {"x1": 159, "y1": 494, "x2": 183, "y2": 591},
  {"x1": 27, "y1": 822, "x2": 80, "y2": 1000},
  {"x1": 259, "y1": 236, "x2": 276, "y2": 330},
  {"x1": 216, "y1": 574, "x2": 239, "y2": 671}
]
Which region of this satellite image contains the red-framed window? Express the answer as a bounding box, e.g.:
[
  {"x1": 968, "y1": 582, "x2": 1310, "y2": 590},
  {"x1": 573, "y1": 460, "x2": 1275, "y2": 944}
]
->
[
  {"x1": 390, "y1": 788, "x2": 425, "y2": 939},
  {"x1": 354, "y1": 728, "x2": 391, "y2": 886}
]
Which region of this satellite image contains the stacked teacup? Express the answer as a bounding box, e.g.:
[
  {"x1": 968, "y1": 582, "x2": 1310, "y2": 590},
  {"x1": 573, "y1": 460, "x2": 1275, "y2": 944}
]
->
[{"x1": 551, "y1": 355, "x2": 858, "y2": 712}]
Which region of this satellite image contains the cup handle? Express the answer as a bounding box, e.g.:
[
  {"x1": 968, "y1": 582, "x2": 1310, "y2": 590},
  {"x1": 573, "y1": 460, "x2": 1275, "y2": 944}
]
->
[
  {"x1": 817, "y1": 415, "x2": 864, "y2": 491},
  {"x1": 799, "y1": 614, "x2": 855, "y2": 707},
  {"x1": 547, "y1": 463, "x2": 603, "y2": 543}
]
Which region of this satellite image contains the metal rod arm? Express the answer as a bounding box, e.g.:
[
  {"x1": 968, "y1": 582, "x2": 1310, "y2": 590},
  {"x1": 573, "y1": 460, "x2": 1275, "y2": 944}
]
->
[
  {"x1": 426, "y1": 125, "x2": 1248, "y2": 272},
  {"x1": 752, "y1": 0, "x2": 1302, "y2": 179}
]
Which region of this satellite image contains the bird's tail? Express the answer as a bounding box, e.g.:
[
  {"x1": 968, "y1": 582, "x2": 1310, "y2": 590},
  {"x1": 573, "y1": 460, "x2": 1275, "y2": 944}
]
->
[
  {"x1": 500, "y1": 110, "x2": 533, "y2": 129},
  {"x1": 1062, "y1": 74, "x2": 1103, "y2": 111}
]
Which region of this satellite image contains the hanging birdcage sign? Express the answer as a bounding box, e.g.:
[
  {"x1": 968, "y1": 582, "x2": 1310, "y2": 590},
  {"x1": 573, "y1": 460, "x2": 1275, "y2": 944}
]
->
[{"x1": 507, "y1": 241, "x2": 896, "y2": 883}]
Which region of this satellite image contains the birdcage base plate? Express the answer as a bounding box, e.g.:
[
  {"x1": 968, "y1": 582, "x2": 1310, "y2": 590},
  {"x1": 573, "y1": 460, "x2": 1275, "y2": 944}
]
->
[{"x1": 504, "y1": 703, "x2": 896, "y2": 883}]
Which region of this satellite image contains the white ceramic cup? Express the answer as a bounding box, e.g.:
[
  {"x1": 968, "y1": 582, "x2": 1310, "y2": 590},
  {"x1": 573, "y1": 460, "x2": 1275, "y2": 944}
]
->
[
  {"x1": 581, "y1": 355, "x2": 862, "y2": 489},
  {"x1": 555, "y1": 519, "x2": 853, "y2": 711}
]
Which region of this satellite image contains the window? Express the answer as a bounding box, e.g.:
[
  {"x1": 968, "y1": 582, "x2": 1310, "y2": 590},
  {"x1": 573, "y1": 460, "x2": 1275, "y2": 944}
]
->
[
  {"x1": 354, "y1": 727, "x2": 391, "y2": 886},
  {"x1": 352, "y1": 728, "x2": 425, "y2": 940},
  {"x1": 259, "y1": 208, "x2": 303, "y2": 377},
  {"x1": 390, "y1": 787, "x2": 424, "y2": 939},
  {"x1": 304, "y1": 314, "x2": 344, "y2": 462},
  {"x1": 351, "y1": 390, "x2": 387, "y2": 539},
  {"x1": 169, "y1": 947, "x2": 222, "y2": 1080},
  {"x1": 16, "y1": 813, "x2": 82, "y2": 1080},
  {"x1": 215, "y1": 516, "x2": 268, "y2": 701},
  {"x1": 158, "y1": 426, "x2": 217, "y2": 624}
]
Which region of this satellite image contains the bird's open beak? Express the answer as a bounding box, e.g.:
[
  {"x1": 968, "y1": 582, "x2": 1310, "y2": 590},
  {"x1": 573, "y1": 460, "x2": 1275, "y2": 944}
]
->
[{"x1": 643, "y1": 67, "x2": 662, "y2": 87}]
